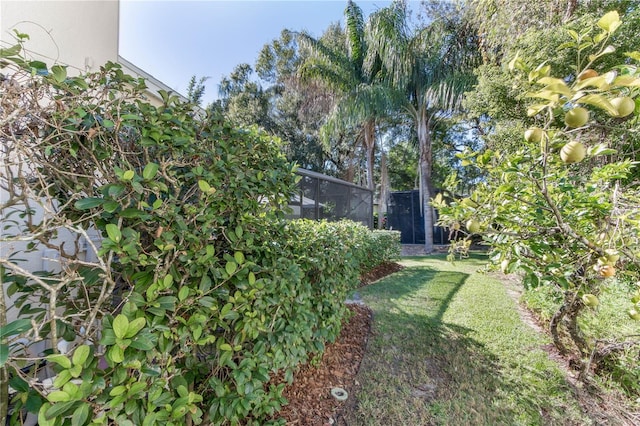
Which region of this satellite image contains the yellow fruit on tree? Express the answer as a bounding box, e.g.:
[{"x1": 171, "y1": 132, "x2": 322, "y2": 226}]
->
[
  {"x1": 610, "y1": 96, "x2": 635, "y2": 117},
  {"x1": 599, "y1": 264, "x2": 616, "y2": 278},
  {"x1": 451, "y1": 222, "x2": 461, "y2": 231},
  {"x1": 577, "y1": 69, "x2": 598, "y2": 80},
  {"x1": 524, "y1": 127, "x2": 544, "y2": 143},
  {"x1": 466, "y1": 219, "x2": 481, "y2": 234},
  {"x1": 560, "y1": 141, "x2": 586, "y2": 164},
  {"x1": 628, "y1": 309, "x2": 640, "y2": 320},
  {"x1": 564, "y1": 107, "x2": 589, "y2": 128},
  {"x1": 582, "y1": 294, "x2": 599, "y2": 307}
]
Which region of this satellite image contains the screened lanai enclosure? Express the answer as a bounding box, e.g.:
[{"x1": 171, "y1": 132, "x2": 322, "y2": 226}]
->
[
  {"x1": 288, "y1": 168, "x2": 373, "y2": 228},
  {"x1": 386, "y1": 190, "x2": 450, "y2": 245}
]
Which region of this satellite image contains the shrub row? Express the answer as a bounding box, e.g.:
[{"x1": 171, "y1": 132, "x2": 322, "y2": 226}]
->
[{"x1": 1, "y1": 53, "x2": 400, "y2": 425}]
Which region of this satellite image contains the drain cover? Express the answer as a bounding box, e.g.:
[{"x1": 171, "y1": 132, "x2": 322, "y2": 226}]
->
[{"x1": 330, "y1": 387, "x2": 348, "y2": 401}]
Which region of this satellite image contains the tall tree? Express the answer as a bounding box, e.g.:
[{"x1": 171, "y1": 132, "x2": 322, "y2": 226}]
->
[
  {"x1": 297, "y1": 0, "x2": 395, "y2": 190},
  {"x1": 466, "y1": 0, "x2": 636, "y2": 64},
  {"x1": 366, "y1": 0, "x2": 479, "y2": 252},
  {"x1": 186, "y1": 75, "x2": 209, "y2": 106}
]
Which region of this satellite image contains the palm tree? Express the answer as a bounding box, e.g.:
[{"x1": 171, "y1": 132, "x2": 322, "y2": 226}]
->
[
  {"x1": 366, "y1": 1, "x2": 479, "y2": 252},
  {"x1": 297, "y1": 0, "x2": 395, "y2": 190}
]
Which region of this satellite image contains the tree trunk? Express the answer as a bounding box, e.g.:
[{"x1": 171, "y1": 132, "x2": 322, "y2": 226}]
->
[
  {"x1": 549, "y1": 302, "x2": 569, "y2": 355},
  {"x1": 363, "y1": 119, "x2": 376, "y2": 191},
  {"x1": 566, "y1": 300, "x2": 589, "y2": 358},
  {"x1": 417, "y1": 111, "x2": 434, "y2": 253},
  {"x1": 378, "y1": 151, "x2": 388, "y2": 229},
  {"x1": 563, "y1": 0, "x2": 578, "y2": 22}
]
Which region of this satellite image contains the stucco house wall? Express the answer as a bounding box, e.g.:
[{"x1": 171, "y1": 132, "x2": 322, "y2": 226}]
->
[{"x1": 1, "y1": 0, "x2": 120, "y2": 74}]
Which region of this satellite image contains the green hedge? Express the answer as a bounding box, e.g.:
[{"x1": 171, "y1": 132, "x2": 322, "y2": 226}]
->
[{"x1": 1, "y1": 53, "x2": 400, "y2": 426}]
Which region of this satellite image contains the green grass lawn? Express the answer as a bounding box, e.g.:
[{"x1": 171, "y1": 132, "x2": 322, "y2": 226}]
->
[{"x1": 342, "y1": 254, "x2": 597, "y2": 425}]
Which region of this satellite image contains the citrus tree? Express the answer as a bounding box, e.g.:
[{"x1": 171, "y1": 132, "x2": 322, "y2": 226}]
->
[{"x1": 436, "y1": 11, "x2": 640, "y2": 376}]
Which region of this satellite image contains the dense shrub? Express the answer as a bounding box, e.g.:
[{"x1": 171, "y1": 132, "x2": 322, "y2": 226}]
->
[
  {"x1": 368, "y1": 230, "x2": 402, "y2": 267},
  {"x1": 0, "y1": 47, "x2": 390, "y2": 425}
]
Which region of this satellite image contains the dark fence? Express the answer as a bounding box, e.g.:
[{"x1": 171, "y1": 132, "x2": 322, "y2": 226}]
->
[
  {"x1": 386, "y1": 190, "x2": 449, "y2": 245},
  {"x1": 288, "y1": 169, "x2": 373, "y2": 228}
]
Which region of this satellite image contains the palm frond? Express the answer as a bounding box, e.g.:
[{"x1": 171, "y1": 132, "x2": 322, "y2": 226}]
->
[
  {"x1": 364, "y1": 1, "x2": 412, "y2": 88},
  {"x1": 296, "y1": 30, "x2": 359, "y2": 89},
  {"x1": 298, "y1": 58, "x2": 355, "y2": 91},
  {"x1": 344, "y1": 0, "x2": 366, "y2": 73}
]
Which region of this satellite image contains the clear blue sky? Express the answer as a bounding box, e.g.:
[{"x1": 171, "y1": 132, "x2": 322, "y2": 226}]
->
[{"x1": 119, "y1": 1, "x2": 395, "y2": 104}]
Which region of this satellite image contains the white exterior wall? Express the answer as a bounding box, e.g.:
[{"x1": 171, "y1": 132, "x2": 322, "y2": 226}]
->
[{"x1": 0, "y1": 0, "x2": 119, "y2": 73}]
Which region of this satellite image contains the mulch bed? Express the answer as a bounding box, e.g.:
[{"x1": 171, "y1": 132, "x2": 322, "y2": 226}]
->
[
  {"x1": 272, "y1": 262, "x2": 403, "y2": 425},
  {"x1": 359, "y1": 262, "x2": 404, "y2": 287}
]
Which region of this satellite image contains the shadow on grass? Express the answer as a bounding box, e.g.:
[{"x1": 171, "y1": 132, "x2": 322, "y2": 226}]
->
[{"x1": 340, "y1": 265, "x2": 569, "y2": 426}]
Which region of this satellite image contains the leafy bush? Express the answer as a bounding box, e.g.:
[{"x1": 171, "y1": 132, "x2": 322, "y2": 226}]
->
[
  {"x1": 367, "y1": 230, "x2": 402, "y2": 267},
  {"x1": 0, "y1": 46, "x2": 383, "y2": 425}
]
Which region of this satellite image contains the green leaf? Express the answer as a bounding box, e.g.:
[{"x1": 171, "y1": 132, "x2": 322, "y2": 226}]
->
[
  {"x1": 29, "y1": 60, "x2": 48, "y2": 74},
  {"x1": 0, "y1": 43, "x2": 22, "y2": 58},
  {"x1": 597, "y1": 10, "x2": 620, "y2": 33},
  {"x1": 122, "y1": 170, "x2": 135, "y2": 181},
  {"x1": 117, "y1": 208, "x2": 139, "y2": 220},
  {"x1": 0, "y1": 318, "x2": 31, "y2": 338},
  {"x1": 53, "y1": 369, "x2": 72, "y2": 388},
  {"x1": 526, "y1": 104, "x2": 547, "y2": 117},
  {"x1": 106, "y1": 224, "x2": 122, "y2": 243},
  {"x1": 9, "y1": 376, "x2": 29, "y2": 392},
  {"x1": 625, "y1": 51, "x2": 640, "y2": 61},
  {"x1": 109, "y1": 385, "x2": 127, "y2": 396},
  {"x1": 198, "y1": 180, "x2": 211, "y2": 192},
  {"x1": 109, "y1": 345, "x2": 124, "y2": 363},
  {"x1": 220, "y1": 303, "x2": 232, "y2": 318},
  {"x1": 74, "y1": 197, "x2": 104, "y2": 210},
  {"x1": 129, "y1": 337, "x2": 154, "y2": 351},
  {"x1": 46, "y1": 353, "x2": 72, "y2": 369},
  {"x1": 39, "y1": 403, "x2": 54, "y2": 426},
  {"x1": 234, "y1": 251, "x2": 245, "y2": 265},
  {"x1": 587, "y1": 144, "x2": 617, "y2": 156},
  {"x1": 72, "y1": 345, "x2": 90, "y2": 366},
  {"x1": 103, "y1": 200, "x2": 120, "y2": 213},
  {"x1": 178, "y1": 286, "x2": 189, "y2": 302},
  {"x1": 220, "y1": 343, "x2": 232, "y2": 351},
  {"x1": 225, "y1": 261, "x2": 237, "y2": 276},
  {"x1": 71, "y1": 403, "x2": 90, "y2": 426},
  {"x1": 163, "y1": 274, "x2": 174, "y2": 288},
  {"x1": 0, "y1": 344, "x2": 7, "y2": 366},
  {"x1": 576, "y1": 94, "x2": 617, "y2": 115},
  {"x1": 45, "y1": 400, "x2": 77, "y2": 420},
  {"x1": 121, "y1": 114, "x2": 142, "y2": 121},
  {"x1": 47, "y1": 390, "x2": 71, "y2": 402},
  {"x1": 125, "y1": 317, "x2": 146, "y2": 338},
  {"x1": 143, "y1": 163, "x2": 159, "y2": 180},
  {"x1": 51, "y1": 65, "x2": 67, "y2": 83},
  {"x1": 112, "y1": 314, "x2": 129, "y2": 340}
]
